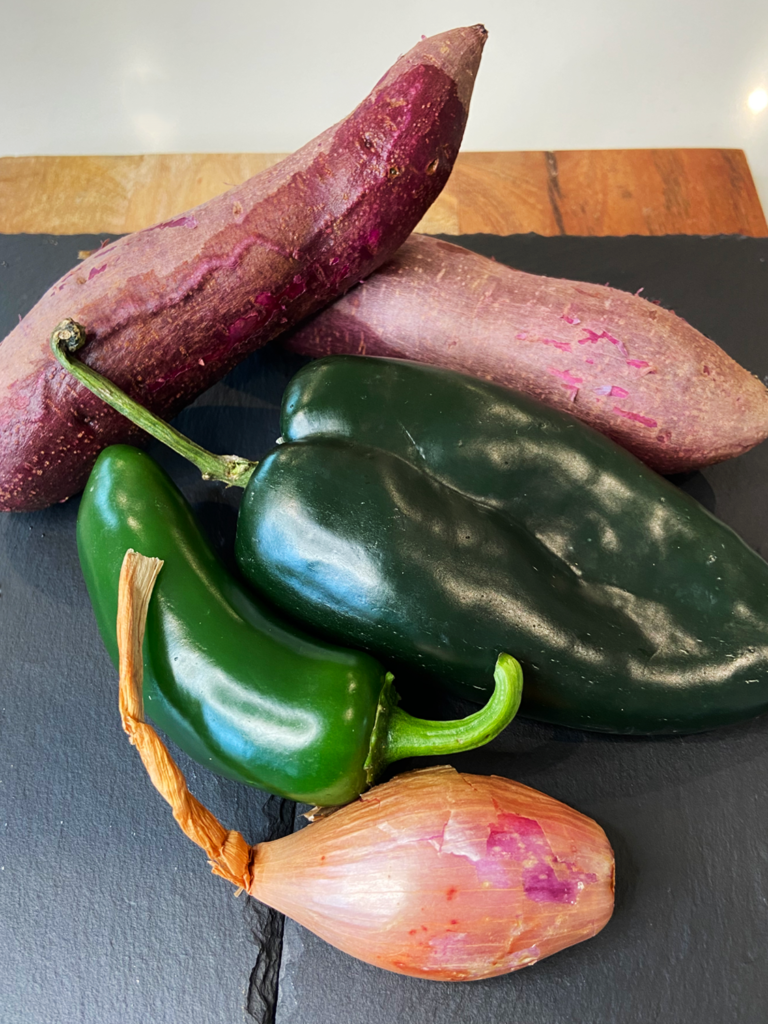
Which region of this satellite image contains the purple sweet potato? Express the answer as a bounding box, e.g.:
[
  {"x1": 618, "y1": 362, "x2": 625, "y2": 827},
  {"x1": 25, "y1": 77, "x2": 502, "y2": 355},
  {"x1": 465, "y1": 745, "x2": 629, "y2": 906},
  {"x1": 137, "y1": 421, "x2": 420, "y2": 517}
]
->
[
  {"x1": 285, "y1": 232, "x2": 768, "y2": 474},
  {"x1": 0, "y1": 26, "x2": 487, "y2": 512}
]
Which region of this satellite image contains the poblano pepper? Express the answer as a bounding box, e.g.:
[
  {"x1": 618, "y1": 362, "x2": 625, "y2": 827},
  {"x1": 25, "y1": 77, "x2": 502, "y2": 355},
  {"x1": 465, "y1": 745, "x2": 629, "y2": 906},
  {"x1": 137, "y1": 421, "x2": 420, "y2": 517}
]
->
[
  {"x1": 76, "y1": 444, "x2": 522, "y2": 806},
  {"x1": 54, "y1": 323, "x2": 768, "y2": 736}
]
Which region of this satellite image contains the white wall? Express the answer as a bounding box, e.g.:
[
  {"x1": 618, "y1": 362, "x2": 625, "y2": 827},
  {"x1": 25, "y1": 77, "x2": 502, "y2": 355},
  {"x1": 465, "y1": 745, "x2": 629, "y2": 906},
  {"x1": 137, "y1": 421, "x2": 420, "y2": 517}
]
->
[{"x1": 4, "y1": 0, "x2": 768, "y2": 211}]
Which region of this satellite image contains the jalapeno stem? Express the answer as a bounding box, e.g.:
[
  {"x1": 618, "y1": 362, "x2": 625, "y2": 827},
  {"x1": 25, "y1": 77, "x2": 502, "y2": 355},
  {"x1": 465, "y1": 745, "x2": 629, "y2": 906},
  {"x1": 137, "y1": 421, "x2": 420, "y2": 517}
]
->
[
  {"x1": 50, "y1": 319, "x2": 257, "y2": 488},
  {"x1": 364, "y1": 654, "x2": 523, "y2": 784}
]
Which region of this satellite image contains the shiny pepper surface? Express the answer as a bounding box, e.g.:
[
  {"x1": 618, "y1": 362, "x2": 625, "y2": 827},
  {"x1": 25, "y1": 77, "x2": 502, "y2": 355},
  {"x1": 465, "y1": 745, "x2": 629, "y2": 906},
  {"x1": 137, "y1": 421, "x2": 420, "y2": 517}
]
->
[
  {"x1": 235, "y1": 356, "x2": 768, "y2": 735},
  {"x1": 77, "y1": 446, "x2": 394, "y2": 805},
  {"x1": 77, "y1": 444, "x2": 521, "y2": 805}
]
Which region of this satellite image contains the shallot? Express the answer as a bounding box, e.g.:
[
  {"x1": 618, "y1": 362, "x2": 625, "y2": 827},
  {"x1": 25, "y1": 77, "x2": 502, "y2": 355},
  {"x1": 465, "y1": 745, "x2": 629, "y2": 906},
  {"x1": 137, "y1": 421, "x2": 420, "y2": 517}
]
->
[{"x1": 117, "y1": 551, "x2": 615, "y2": 982}]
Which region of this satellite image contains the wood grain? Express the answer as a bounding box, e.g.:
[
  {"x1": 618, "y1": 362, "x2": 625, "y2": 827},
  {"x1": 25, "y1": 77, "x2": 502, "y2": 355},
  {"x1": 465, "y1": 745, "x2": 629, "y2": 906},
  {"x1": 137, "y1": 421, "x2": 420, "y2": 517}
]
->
[
  {"x1": 544, "y1": 150, "x2": 767, "y2": 236},
  {"x1": 0, "y1": 149, "x2": 765, "y2": 237}
]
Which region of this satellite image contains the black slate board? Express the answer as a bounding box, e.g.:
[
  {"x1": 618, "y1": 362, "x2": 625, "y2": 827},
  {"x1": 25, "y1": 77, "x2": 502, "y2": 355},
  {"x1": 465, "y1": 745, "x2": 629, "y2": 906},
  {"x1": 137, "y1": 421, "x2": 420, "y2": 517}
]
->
[{"x1": 1, "y1": 233, "x2": 768, "y2": 1024}]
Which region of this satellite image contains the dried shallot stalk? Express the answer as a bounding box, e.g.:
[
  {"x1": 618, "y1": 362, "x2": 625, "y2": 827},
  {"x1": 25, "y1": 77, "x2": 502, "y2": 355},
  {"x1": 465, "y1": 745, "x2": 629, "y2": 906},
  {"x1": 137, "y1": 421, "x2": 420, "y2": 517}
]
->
[{"x1": 117, "y1": 550, "x2": 615, "y2": 982}]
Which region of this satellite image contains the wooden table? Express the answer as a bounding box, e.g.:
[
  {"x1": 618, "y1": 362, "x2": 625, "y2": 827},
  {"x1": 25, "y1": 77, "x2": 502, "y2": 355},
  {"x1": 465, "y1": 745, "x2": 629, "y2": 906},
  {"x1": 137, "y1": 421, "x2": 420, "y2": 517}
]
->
[{"x1": 1, "y1": 149, "x2": 766, "y2": 237}]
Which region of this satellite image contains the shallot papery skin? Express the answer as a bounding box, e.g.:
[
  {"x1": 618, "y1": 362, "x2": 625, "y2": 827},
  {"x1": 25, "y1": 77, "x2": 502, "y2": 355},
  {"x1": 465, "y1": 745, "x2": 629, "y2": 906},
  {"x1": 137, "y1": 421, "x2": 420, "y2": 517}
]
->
[{"x1": 249, "y1": 765, "x2": 615, "y2": 981}]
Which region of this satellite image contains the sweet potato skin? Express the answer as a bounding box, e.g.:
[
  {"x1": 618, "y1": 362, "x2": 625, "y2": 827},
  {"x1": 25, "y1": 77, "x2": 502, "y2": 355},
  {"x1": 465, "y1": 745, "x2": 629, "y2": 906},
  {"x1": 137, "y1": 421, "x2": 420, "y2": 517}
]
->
[
  {"x1": 0, "y1": 27, "x2": 486, "y2": 512},
  {"x1": 285, "y1": 233, "x2": 768, "y2": 473}
]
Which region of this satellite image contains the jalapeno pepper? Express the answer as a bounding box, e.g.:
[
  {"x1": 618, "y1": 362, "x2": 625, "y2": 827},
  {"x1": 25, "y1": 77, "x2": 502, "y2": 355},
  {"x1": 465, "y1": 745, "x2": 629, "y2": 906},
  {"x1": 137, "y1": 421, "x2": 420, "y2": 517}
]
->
[
  {"x1": 54, "y1": 323, "x2": 768, "y2": 736},
  {"x1": 77, "y1": 444, "x2": 521, "y2": 806}
]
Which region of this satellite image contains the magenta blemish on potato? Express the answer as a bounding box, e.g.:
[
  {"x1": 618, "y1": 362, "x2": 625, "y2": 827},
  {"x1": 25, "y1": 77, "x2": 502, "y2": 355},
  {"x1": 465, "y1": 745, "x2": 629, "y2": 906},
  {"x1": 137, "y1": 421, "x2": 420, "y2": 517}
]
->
[
  {"x1": 613, "y1": 406, "x2": 657, "y2": 428},
  {"x1": 155, "y1": 215, "x2": 199, "y2": 230},
  {"x1": 603, "y1": 331, "x2": 629, "y2": 357},
  {"x1": 578, "y1": 328, "x2": 628, "y2": 356},
  {"x1": 548, "y1": 367, "x2": 583, "y2": 387},
  {"x1": 542, "y1": 339, "x2": 572, "y2": 352},
  {"x1": 578, "y1": 329, "x2": 602, "y2": 345},
  {"x1": 626, "y1": 359, "x2": 656, "y2": 375}
]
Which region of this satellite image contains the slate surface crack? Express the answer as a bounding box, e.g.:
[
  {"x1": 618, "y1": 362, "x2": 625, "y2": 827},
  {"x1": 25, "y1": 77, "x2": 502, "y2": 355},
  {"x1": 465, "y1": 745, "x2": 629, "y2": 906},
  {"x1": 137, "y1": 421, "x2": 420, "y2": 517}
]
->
[
  {"x1": 244, "y1": 796, "x2": 298, "y2": 1024},
  {"x1": 246, "y1": 903, "x2": 288, "y2": 1024}
]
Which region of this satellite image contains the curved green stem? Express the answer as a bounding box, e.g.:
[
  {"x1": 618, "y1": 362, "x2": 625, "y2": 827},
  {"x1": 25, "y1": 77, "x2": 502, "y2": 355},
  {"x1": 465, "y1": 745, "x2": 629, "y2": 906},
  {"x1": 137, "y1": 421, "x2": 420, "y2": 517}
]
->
[
  {"x1": 49, "y1": 319, "x2": 257, "y2": 488},
  {"x1": 364, "y1": 653, "x2": 523, "y2": 785}
]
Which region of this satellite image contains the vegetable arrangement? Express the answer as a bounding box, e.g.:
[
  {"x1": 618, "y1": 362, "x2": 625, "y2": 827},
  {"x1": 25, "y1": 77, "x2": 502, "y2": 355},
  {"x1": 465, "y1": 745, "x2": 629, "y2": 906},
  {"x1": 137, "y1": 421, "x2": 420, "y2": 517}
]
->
[
  {"x1": 54, "y1": 330, "x2": 768, "y2": 736},
  {"x1": 286, "y1": 233, "x2": 768, "y2": 474},
  {"x1": 6, "y1": 17, "x2": 767, "y2": 1002},
  {"x1": 78, "y1": 443, "x2": 521, "y2": 806},
  {"x1": 0, "y1": 24, "x2": 486, "y2": 512},
  {"x1": 117, "y1": 550, "x2": 615, "y2": 983}
]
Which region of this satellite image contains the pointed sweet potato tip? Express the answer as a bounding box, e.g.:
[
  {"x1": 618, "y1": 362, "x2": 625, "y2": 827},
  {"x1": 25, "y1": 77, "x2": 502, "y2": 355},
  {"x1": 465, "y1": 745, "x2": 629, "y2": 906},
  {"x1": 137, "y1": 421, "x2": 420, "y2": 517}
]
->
[{"x1": 0, "y1": 25, "x2": 486, "y2": 511}]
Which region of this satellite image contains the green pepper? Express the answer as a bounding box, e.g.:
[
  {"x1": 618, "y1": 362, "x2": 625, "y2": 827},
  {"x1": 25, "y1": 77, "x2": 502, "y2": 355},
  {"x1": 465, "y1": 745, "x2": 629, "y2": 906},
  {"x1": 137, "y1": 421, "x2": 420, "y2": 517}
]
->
[
  {"x1": 77, "y1": 445, "x2": 522, "y2": 806},
  {"x1": 54, "y1": 324, "x2": 768, "y2": 736}
]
